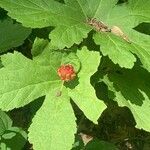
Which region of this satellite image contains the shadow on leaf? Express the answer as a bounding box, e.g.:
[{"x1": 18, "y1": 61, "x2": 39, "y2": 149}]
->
[{"x1": 64, "y1": 76, "x2": 79, "y2": 89}]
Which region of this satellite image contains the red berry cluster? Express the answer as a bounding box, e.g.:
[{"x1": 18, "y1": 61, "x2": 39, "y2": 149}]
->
[{"x1": 57, "y1": 64, "x2": 76, "y2": 81}]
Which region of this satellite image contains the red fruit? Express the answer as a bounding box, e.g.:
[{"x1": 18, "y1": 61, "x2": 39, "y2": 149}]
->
[{"x1": 57, "y1": 64, "x2": 76, "y2": 81}]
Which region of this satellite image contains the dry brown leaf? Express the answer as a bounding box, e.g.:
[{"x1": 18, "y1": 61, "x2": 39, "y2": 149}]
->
[
  {"x1": 87, "y1": 18, "x2": 111, "y2": 32},
  {"x1": 111, "y1": 26, "x2": 131, "y2": 43},
  {"x1": 79, "y1": 132, "x2": 93, "y2": 146}
]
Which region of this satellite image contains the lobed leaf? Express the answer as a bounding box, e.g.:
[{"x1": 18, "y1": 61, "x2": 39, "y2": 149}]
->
[
  {"x1": 0, "y1": 41, "x2": 106, "y2": 149},
  {"x1": 0, "y1": 51, "x2": 61, "y2": 110},
  {"x1": 0, "y1": 0, "x2": 92, "y2": 49},
  {"x1": 101, "y1": 67, "x2": 150, "y2": 132},
  {"x1": 93, "y1": 0, "x2": 150, "y2": 70},
  {"x1": 29, "y1": 88, "x2": 77, "y2": 150},
  {"x1": 94, "y1": 32, "x2": 136, "y2": 68},
  {"x1": 125, "y1": 29, "x2": 150, "y2": 72},
  {"x1": 69, "y1": 47, "x2": 106, "y2": 123}
]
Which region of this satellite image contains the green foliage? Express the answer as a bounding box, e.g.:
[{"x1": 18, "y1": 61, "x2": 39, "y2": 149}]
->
[
  {"x1": 0, "y1": 41, "x2": 106, "y2": 149},
  {"x1": 128, "y1": 31, "x2": 150, "y2": 71},
  {"x1": 0, "y1": 0, "x2": 91, "y2": 49},
  {"x1": 0, "y1": 110, "x2": 12, "y2": 135},
  {"x1": 69, "y1": 47, "x2": 106, "y2": 123},
  {"x1": 103, "y1": 0, "x2": 150, "y2": 70},
  {"x1": 94, "y1": 32, "x2": 136, "y2": 68},
  {"x1": 0, "y1": 17, "x2": 31, "y2": 53},
  {"x1": 0, "y1": 0, "x2": 150, "y2": 149},
  {"x1": 28, "y1": 88, "x2": 76, "y2": 150},
  {"x1": 0, "y1": 110, "x2": 27, "y2": 150},
  {"x1": 0, "y1": 51, "x2": 60, "y2": 110},
  {"x1": 100, "y1": 66, "x2": 150, "y2": 132},
  {"x1": 0, "y1": 0, "x2": 149, "y2": 70},
  {"x1": 31, "y1": 38, "x2": 49, "y2": 57}
]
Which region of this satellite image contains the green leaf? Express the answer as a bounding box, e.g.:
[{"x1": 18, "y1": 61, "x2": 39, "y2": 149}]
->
[
  {"x1": 61, "y1": 51, "x2": 81, "y2": 73},
  {"x1": 0, "y1": 43, "x2": 80, "y2": 148},
  {"x1": 93, "y1": 0, "x2": 150, "y2": 70},
  {"x1": 0, "y1": 43, "x2": 106, "y2": 148},
  {"x1": 31, "y1": 38, "x2": 49, "y2": 57},
  {"x1": 0, "y1": 47, "x2": 67, "y2": 110},
  {"x1": 0, "y1": 0, "x2": 91, "y2": 49},
  {"x1": 2, "y1": 130, "x2": 27, "y2": 150},
  {"x1": 105, "y1": 0, "x2": 150, "y2": 28},
  {"x1": 128, "y1": 0, "x2": 150, "y2": 23},
  {"x1": 0, "y1": 110, "x2": 12, "y2": 135},
  {"x1": 30, "y1": 45, "x2": 106, "y2": 149},
  {"x1": 69, "y1": 47, "x2": 106, "y2": 123},
  {"x1": 49, "y1": 24, "x2": 90, "y2": 49},
  {"x1": 94, "y1": 32, "x2": 136, "y2": 68},
  {"x1": 0, "y1": 111, "x2": 27, "y2": 150},
  {"x1": 2, "y1": 132, "x2": 16, "y2": 139},
  {"x1": 0, "y1": 0, "x2": 84, "y2": 27},
  {"x1": 0, "y1": 18, "x2": 31, "y2": 53},
  {"x1": 124, "y1": 29, "x2": 150, "y2": 72},
  {"x1": 28, "y1": 88, "x2": 77, "y2": 150},
  {"x1": 0, "y1": 142, "x2": 7, "y2": 150},
  {"x1": 0, "y1": 42, "x2": 105, "y2": 148},
  {"x1": 65, "y1": 0, "x2": 117, "y2": 19},
  {"x1": 0, "y1": 0, "x2": 120, "y2": 49},
  {"x1": 101, "y1": 67, "x2": 150, "y2": 132},
  {"x1": 8, "y1": 127, "x2": 27, "y2": 140}
]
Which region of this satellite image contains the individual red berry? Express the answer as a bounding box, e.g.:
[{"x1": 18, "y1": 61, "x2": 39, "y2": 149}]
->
[{"x1": 57, "y1": 64, "x2": 76, "y2": 81}]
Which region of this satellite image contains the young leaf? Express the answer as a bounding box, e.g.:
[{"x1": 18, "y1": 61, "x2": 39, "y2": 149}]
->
[
  {"x1": 0, "y1": 18, "x2": 31, "y2": 53},
  {"x1": 28, "y1": 88, "x2": 77, "y2": 150}
]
